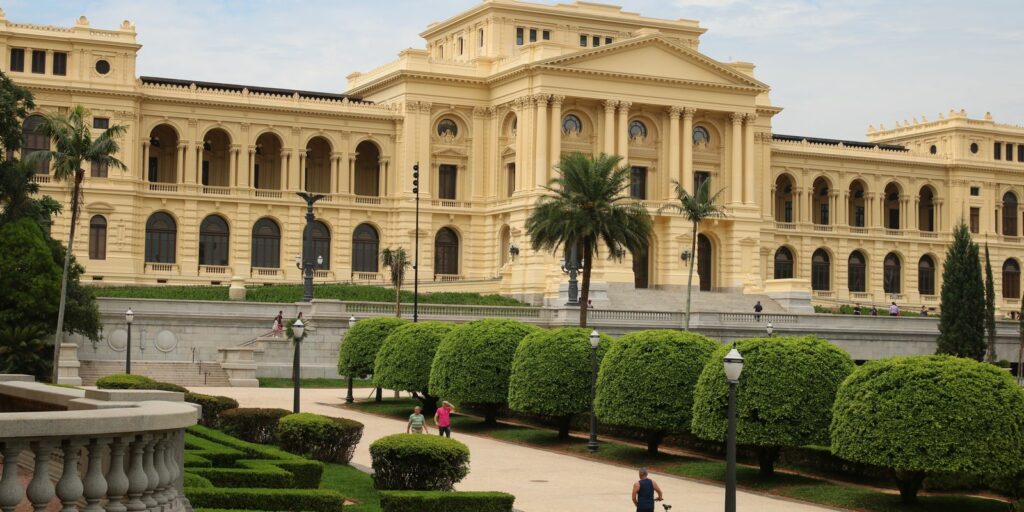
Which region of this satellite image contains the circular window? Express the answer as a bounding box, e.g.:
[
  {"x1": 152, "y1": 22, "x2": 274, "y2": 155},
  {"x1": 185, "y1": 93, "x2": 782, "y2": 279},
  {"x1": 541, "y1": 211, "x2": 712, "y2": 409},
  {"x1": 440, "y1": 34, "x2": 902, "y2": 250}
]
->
[
  {"x1": 693, "y1": 126, "x2": 710, "y2": 145},
  {"x1": 628, "y1": 120, "x2": 647, "y2": 140},
  {"x1": 562, "y1": 114, "x2": 582, "y2": 135},
  {"x1": 970, "y1": 142, "x2": 979, "y2": 154},
  {"x1": 929, "y1": 145, "x2": 937, "y2": 154},
  {"x1": 95, "y1": 59, "x2": 111, "y2": 75},
  {"x1": 436, "y1": 119, "x2": 458, "y2": 138}
]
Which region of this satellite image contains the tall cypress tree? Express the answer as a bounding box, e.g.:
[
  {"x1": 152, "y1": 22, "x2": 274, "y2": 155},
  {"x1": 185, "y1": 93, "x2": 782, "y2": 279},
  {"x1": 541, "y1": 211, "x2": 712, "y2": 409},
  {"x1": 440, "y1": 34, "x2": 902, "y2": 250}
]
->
[
  {"x1": 984, "y1": 243, "x2": 997, "y2": 362},
  {"x1": 936, "y1": 223, "x2": 986, "y2": 360}
]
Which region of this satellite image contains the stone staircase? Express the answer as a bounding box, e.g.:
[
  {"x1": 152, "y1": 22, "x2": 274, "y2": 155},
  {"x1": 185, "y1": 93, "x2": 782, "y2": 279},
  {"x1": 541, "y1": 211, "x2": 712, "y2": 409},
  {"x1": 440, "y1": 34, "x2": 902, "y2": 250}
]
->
[
  {"x1": 605, "y1": 283, "x2": 786, "y2": 313},
  {"x1": 79, "y1": 360, "x2": 232, "y2": 387}
]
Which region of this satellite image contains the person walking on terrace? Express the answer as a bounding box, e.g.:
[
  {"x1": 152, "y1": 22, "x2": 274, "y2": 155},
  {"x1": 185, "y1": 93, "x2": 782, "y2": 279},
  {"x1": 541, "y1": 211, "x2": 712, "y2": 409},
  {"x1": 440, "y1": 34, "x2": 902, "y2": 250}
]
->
[
  {"x1": 889, "y1": 302, "x2": 900, "y2": 317},
  {"x1": 435, "y1": 400, "x2": 455, "y2": 438},
  {"x1": 753, "y1": 301, "x2": 763, "y2": 321},
  {"x1": 272, "y1": 310, "x2": 284, "y2": 337},
  {"x1": 632, "y1": 467, "x2": 664, "y2": 512},
  {"x1": 407, "y1": 406, "x2": 429, "y2": 434}
]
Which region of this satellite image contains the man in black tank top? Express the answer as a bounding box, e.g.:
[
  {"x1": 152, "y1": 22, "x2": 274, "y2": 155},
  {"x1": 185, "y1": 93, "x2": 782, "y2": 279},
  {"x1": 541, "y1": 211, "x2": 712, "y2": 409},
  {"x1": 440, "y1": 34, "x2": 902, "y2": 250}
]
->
[{"x1": 632, "y1": 467, "x2": 664, "y2": 512}]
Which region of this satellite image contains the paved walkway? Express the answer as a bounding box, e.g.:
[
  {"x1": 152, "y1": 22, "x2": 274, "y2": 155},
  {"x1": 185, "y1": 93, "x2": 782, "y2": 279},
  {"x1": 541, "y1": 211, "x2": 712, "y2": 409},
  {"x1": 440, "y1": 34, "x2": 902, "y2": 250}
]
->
[{"x1": 206, "y1": 387, "x2": 833, "y2": 512}]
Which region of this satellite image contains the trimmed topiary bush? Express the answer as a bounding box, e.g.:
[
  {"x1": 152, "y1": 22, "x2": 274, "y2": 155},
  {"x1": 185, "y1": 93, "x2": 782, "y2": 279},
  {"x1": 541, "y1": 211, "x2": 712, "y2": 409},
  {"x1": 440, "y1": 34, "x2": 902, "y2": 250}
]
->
[
  {"x1": 595, "y1": 329, "x2": 718, "y2": 454},
  {"x1": 219, "y1": 407, "x2": 291, "y2": 443},
  {"x1": 370, "y1": 434, "x2": 470, "y2": 491},
  {"x1": 374, "y1": 321, "x2": 455, "y2": 415},
  {"x1": 184, "y1": 393, "x2": 239, "y2": 427},
  {"x1": 379, "y1": 491, "x2": 515, "y2": 512},
  {"x1": 507, "y1": 327, "x2": 613, "y2": 439},
  {"x1": 831, "y1": 355, "x2": 1024, "y2": 503},
  {"x1": 183, "y1": 488, "x2": 346, "y2": 512},
  {"x1": 95, "y1": 373, "x2": 189, "y2": 393},
  {"x1": 691, "y1": 336, "x2": 854, "y2": 476},
  {"x1": 276, "y1": 412, "x2": 364, "y2": 463},
  {"x1": 339, "y1": 317, "x2": 409, "y2": 378},
  {"x1": 182, "y1": 472, "x2": 214, "y2": 488},
  {"x1": 429, "y1": 319, "x2": 539, "y2": 424}
]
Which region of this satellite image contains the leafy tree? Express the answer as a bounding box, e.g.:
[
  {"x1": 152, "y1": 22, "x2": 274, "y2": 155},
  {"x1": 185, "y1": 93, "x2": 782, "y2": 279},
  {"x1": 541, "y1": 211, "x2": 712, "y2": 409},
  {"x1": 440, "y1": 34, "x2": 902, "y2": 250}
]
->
[
  {"x1": 30, "y1": 105, "x2": 127, "y2": 381},
  {"x1": 429, "y1": 319, "x2": 539, "y2": 425},
  {"x1": 0, "y1": 160, "x2": 61, "y2": 227},
  {"x1": 0, "y1": 219, "x2": 62, "y2": 364},
  {"x1": 525, "y1": 152, "x2": 652, "y2": 327},
  {"x1": 691, "y1": 336, "x2": 854, "y2": 476},
  {"x1": 381, "y1": 247, "x2": 410, "y2": 317},
  {"x1": 0, "y1": 69, "x2": 34, "y2": 152},
  {"x1": 373, "y1": 321, "x2": 455, "y2": 415},
  {"x1": 659, "y1": 179, "x2": 726, "y2": 330},
  {"x1": 984, "y1": 243, "x2": 997, "y2": 362},
  {"x1": 595, "y1": 330, "x2": 717, "y2": 454},
  {"x1": 338, "y1": 316, "x2": 406, "y2": 402},
  {"x1": 0, "y1": 324, "x2": 52, "y2": 381},
  {"x1": 507, "y1": 327, "x2": 613, "y2": 439},
  {"x1": 1019, "y1": 296, "x2": 1024, "y2": 387},
  {"x1": 831, "y1": 355, "x2": 1024, "y2": 503},
  {"x1": 936, "y1": 223, "x2": 985, "y2": 360}
]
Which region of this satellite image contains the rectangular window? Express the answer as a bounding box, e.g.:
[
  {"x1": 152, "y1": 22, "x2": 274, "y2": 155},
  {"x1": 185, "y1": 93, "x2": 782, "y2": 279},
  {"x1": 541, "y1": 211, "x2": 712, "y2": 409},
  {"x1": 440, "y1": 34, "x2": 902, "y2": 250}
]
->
[
  {"x1": 253, "y1": 163, "x2": 260, "y2": 189},
  {"x1": 629, "y1": 167, "x2": 647, "y2": 199},
  {"x1": 458, "y1": 37, "x2": 464, "y2": 55},
  {"x1": 201, "y1": 160, "x2": 210, "y2": 186},
  {"x1": 516, "y1": 27, "x2": 525, "y2": 45},
  {"x1": 693, "y1": 171, "x2": 710, "y2": 195},
  {"x1": 90, "y1": 160, "x2": 108, "y2": 178},
  {"x1": 592, "y1": 35, "x2": 601, "y2": 47},
  {"x1": 438, "y1": 164, "x2": 457, "y2": 200},
  {"x1": 89, "y1": 220, "x2": 107, "y2": 260},
  {"x1": 479, "y1": 28, "x2": 484, "y2": 47},
  {"x1": 854, "y1": 206, "x2": 865, "y2": 227},
  {"x1": 970, "y1": 207, "x2": 980, "y2": 233},
  {"x1": 1019, "y1": 145, "x2": 1024, "y2": 162},
  {"x1": 31, "y1": 50, "x2": 45, "y2": 74},
  {"x1": 784, "y1": 201, "x2": 793, "y2": 223},
  {"x1": 93, "y1": 117, "x2": 109, "y2": 129},
  {"x1": 970, "y1": 186, "x2": 980, "y2": 196},
  {"x1": 529, "y1": 28, "x2": 537, "y2": 42},
  {"x1": 542, "y1": 30, "x2": 551, "y2": 40},
  {"x1": 995, "y1": 142, "x2": 1002, "y2": 160},
  {"x1": 820, "y1": 203, "x2": 829, "y2": 225},
  {"x1": 52, "y1": 52, "x2": 67, "y2": 75},
  {"x1": 580, "y1": 34, "x2": 587, "y2": 47},
  {"x1": 605, "y1": 37, "x2": 613, "y2": 45},
  {"x1": 1006, "y1": 143, "x2": 1014, "y2": 162},
  {"x1": 9, "y1": 48, "x2": 24, "y2": 72},
  {"x1": 148, "y1": 156, "x2": 159, "y2": 183},
  {"x1": 506, "y1": 163, "x2": 516, "y2": 197}
]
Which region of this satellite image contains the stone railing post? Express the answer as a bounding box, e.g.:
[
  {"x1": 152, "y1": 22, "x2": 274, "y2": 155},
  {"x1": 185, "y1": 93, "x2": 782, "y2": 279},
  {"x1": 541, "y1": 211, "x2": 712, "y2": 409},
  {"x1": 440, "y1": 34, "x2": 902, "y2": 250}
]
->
[
  {"x1": 56, "y1": 439, "x2": 85, "y2": 512},
  {"x1": 126, "y1": 435, "x2": 148, "y2": 512},
  {"x1": 142, "y1": 435, "x2": 160, "y2": 511},
  {"x1": 105, "y1": 437, "x2": 130, "y2": 512},
  {"x1": 82, "y1": 438, "x2": 108, "y2": 512},
  {"x1": 0, "y1": 442, "x2": 25, "y2": 512},
  {"x1": 27, "y1": 441, "x2": 56, "y2": 512}
]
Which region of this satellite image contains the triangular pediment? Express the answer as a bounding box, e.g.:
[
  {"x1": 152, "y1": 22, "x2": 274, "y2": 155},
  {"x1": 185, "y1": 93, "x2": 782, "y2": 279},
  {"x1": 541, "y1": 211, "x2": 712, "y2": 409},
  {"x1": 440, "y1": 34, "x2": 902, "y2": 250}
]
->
[{"x1": 537, "y1": 36, "x2": 767, "y2": 91}]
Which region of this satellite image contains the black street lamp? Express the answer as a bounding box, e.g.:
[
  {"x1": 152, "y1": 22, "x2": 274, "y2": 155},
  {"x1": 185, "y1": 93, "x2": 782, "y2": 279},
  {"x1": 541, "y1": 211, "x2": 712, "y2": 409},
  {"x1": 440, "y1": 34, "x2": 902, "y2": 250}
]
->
[
  {"x1": 291, "y1": 318, "x2": 306, "y2": 413},
  {"x1": 124, "y1": 308, "x2": 134, "y2": 374},
  {"x1": 723, "y1": 347, "x2": 745, "y2": 512},
  {"x1": 561, "y1": 244, "x2": 581, "y2": 305},
  {"x1": 587, "y1": 329, "x2": 600, "y2": 452},
  {"x1": 412, "y1": 163, "x2": 420, "y2": 323},
  {"x1": 345, "y1": 316, "x2": 356, "y2": 404},
  {"x1": 297, "y1": 192, "x2": 326, "y2": 302}
]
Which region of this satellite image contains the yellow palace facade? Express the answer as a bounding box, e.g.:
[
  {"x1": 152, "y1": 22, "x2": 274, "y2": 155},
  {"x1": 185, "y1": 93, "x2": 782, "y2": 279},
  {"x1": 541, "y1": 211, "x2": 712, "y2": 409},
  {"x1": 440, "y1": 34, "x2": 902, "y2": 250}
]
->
[{"x1": 5, "y1": 1, "x2": 1024, "y2": 313}]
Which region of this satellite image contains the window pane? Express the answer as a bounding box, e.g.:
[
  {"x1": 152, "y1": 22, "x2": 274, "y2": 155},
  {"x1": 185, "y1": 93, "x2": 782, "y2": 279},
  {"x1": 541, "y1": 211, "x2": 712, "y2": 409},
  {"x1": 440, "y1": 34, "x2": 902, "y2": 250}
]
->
[
  {"x1": 89, "y1": 216, "x2": 107, "y2": 260},
  {"x1": 542, "y1": 30, "x2": 550, "y2": 40},
  {"x1": 90, "y1": 161, "x2": 108, "y2": 178},
  {"x1": 529, "y1": 28, "x2": 537, "y2": 42},
  {"x1": 592, "y1": 35, "x2": 600, "y2": 46},
  {"x1": 580, "y1": 35, "x2": 587, "y2": 47},
  {"x1": 970, "y1": 207, "x2": 980, "y2": 233},
  {"x1": 630, "y1": 167, "x2": 646, "y2": 199},
  {"x1": 605, "y1": 37, "x2": 613, "y2": 44},
  {"x1": 52, "y1": 52, "x2": 67, "y2": 75},
  {"x1": 516, "y1": 27, "x2": 524, "y2": 45},
  {"x1": 31, "y1": 50, "x2": 45, "y2": 73},
  {"x1": 439, "y1": 165, "x2": 457, "y2": 199},
  {"x1": 93, "y1": 117, "x2": 109, "y2": 129},
  {"x1": 9, "y1": 48, "x2": 24, "y2": 72},
  {"x1": 995, "y1": 142, "x2": 1002, "y2": 160}
]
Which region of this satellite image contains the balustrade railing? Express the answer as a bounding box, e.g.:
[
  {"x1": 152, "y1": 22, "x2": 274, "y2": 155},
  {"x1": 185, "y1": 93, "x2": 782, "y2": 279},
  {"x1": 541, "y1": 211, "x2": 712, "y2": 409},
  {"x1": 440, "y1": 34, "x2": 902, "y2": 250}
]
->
[
  {"x1": 812, "y1": 224, "x2": 833, "y2": 233},
  {"x1": 147, "y1": 183, "x2": 178, "y2": 193},
  {"x1": 434, "y1": 274, "x2": 463, "y2": 282},
  {"x1": 144, "y1": 263, "x2": 177, "y2": 273},
  {"x1": 199, "y1": 265, "x2": 229, "y2": 275},
  {"x1": 718, "y1": 312, "x2": 797, "y2": 324},
  {"x1": 351, "y1": 272, "x2": 381, "y2": 282},
  {"x1": 353, "y1": 196, "x2": 382, "y2": 205},
  {"x1": 251, "y1": 267, "x2": 281, "y2": 277},
  {"x1": 849, "y1": 226, "x2": 869, "y2": 235},
  {"x1": 201, "y1": 186, "x2": 231, "y2": 195},
  {"x1": 253, "y1": 189, "x2": 283, "y2": 199},
  {"x1": 774, "y1": 221, "x2": 796, "y2": 230}
]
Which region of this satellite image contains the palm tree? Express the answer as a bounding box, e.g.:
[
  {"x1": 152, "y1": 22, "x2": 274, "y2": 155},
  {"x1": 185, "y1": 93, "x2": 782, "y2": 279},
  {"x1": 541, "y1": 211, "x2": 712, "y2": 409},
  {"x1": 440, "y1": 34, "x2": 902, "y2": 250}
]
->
[
  {"x1": 30, "y1": 105, "x2": 127, "y2": 381},
  {"x1": 526, "y1": 152, "x2": 652, "y2": 327},
  {"x1": 659, "y1": 178, "x2": 726, "y2": 330},
  {"x1": 381, "y1": 247, "x2": 410, "y2": 318}
]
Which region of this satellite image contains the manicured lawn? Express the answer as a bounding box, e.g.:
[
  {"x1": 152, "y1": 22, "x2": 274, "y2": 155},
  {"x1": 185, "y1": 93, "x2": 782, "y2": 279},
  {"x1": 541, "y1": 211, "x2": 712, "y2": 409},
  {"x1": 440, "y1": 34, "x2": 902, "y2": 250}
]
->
[
  {"x1": 347, "y1": 398, "x2": 1011, "y2": 512},
  {"x1": 320, "y1": 463, "x2": 380, "y2": 512},
  {"x1": 258, "y1": 377, "x2": 375, "y2": 389}
]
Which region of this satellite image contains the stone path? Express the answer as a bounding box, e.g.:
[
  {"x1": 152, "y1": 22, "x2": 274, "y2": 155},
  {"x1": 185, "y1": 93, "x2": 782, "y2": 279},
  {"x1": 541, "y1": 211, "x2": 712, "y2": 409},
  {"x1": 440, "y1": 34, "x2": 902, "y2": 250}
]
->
[{"x1": 207, "y1": 387, "x2": 834, "y2": 512}]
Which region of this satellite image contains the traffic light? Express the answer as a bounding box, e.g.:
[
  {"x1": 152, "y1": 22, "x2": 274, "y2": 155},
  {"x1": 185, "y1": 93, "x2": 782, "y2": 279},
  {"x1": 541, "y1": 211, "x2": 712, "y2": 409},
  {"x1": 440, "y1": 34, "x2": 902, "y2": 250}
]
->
[{"x1": 412, "y1": 163, "x2": 419, "y2": 195}]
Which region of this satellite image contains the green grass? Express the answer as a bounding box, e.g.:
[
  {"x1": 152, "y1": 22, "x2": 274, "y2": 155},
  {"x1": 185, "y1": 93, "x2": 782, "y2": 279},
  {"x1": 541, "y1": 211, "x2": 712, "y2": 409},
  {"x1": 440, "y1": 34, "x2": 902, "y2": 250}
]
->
[
  {"x1": 257, "y1": 378, "x2": 375, "y2": 389},
  {"x1": 320, "y1": 463, "x2": 380, "y2": 512},
  {"x1": 780, "y1": 481, "x2": 1009, "y2": 512},
  {"x1": 92, "y1": 283, "x2": 529, "y2": 306}
]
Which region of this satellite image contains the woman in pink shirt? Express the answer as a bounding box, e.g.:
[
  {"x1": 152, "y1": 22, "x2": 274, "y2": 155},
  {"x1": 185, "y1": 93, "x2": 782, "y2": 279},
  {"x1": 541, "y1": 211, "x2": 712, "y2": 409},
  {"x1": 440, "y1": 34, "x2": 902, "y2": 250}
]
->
[{"x1": 434, "y1": 401, "x2": 455, "y2": 438}]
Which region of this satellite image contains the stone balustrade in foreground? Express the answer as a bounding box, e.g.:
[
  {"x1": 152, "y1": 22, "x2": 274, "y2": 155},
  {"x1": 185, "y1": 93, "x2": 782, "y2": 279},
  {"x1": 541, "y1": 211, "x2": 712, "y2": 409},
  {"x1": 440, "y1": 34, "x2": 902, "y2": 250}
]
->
[{"x1": 0, "y1": 376, "x2": 199, "y2": 511}]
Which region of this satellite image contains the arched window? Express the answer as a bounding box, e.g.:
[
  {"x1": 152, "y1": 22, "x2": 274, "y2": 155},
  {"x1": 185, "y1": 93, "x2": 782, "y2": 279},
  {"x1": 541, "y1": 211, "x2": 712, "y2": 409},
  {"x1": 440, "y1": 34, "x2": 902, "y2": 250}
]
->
[
  {"x1": 692, "y1": 126, "x2": 710, "y2": 145},
  {"x1": 848, "y1": 251, "x2": 866, "y2": 292},
  {"x1": 774, "y1": 247, "x2": 794, "y2": 279},
  {"x1": 883, "y1": 252, "x2": 901, "y2": 294},
  {"x1": 1003, "y1": 259, "x2": 1021, "y2": 299},
  {"x1": 23, "y1": 115, "x2": 49, "y2": 174},
  {"x1": 918, "y1": 255, "x2": 936, "y2": 296},
  {"x1": 562, "y1": 114, "x2": 582, "y2": 135},
  {"x1": 848, "y1": 180, "x2": 867, "y2": 227},
  {"x1": 352, "y1": 223, "x2": 379, "y2": 273},
  {"x1": 88, "y1": 215, "x2": 107, "y2": 260},
  {"x1": 774, "y1": 174, "x2": 795, "y2": 223},
  {"x1": 354, "y1": 141, "x2": 381, "y2": 197},
  {"x1": 883, "y1": 183, "x2": 901, "y2": 230},
  {"x1": 144, "y1": 212, "x2": 176, "y2": 264},
  {"x1": 251, "y1": 218, "x2": 281, "y2": 269},
  {"x1": 812, "y1": 178, "x2": 830, "y2": 225},
  {"x1": 198, "y1": 215, "x2": 229, "y2": 266},
  {"x1": 628, "y1": 120, "x2": 647, "y2": 140},
  {"x1": 306, "y1": 220, "x2": 331, "y2": 270},
  {"x1": 1003, "y1": 192, "x2": 1018, "y2": 237},
  {"x1": 435, "y1": 228, "x2": 459, "y2": 276},
  {"x1": 811, "y1": 249, "x2": 830, "y2": 291},
  {"x1": 437, "y1": 118, "x2": 459, "y2": 138}
]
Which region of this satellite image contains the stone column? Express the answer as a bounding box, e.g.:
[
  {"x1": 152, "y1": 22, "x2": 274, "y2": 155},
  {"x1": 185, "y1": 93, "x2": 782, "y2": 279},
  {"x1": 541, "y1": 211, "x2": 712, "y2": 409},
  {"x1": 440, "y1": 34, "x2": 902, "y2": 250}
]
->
[
  {"x1": 279, "y1": 151, "x2": 289, "y2": 190},
  {"x1": 194, "y1": 145, "x2": 203, "y2": 184},
  {"x1": 175, "y1": 143, "x2": 187, "y2": 184},
  {"x1": 866, "y1": 192, "x2": 877, "y2": 227},
  {"x1": 514, "y1": 99, "x2": 526, "y2": 192},
  {"x1": 682, "y1": 107, "x2": 695, "y2": 192},
  {"x1": 549, "y1": 95, "x2": 564, "y2": 173},
  {"x1": 743, "y1": 114, "x2": 756, "y2": 204},
  {"x1": 140, "y1": 141, "x2": 150, "y2": 181},
  {"x1": 330, "y1": 153, "x2": 341, "y2": 194},
  {"x1": 298, "y1": 150, "x2": 307, "y2": 192},
  {"x1": 935, "y1": 199, "x2": 944, "y2": 231},
  {"x1": 534, "y1": 94, "x2": 549, "y2": 188},
  {"x1": 602, "y1": 100, "x2": 617, "y2": 155},
  {"x1": 831, "y1": 191, "x2": 841, "y2": 226},
  {"x1": 229, "y1": 146, "x2": 239, "y2": 187},
  {"x1": 667, "y1": 107, "x2": 681, "y2": 192},
  {"x1": 616, "y1": 101, "x2": 631, "y2": 159},
  {"x1": 730, "y1": 113, "x2": 743, "y2": 204},
  {"x1": 246, "y1": 147, "x2": 256, "y2": 188}
]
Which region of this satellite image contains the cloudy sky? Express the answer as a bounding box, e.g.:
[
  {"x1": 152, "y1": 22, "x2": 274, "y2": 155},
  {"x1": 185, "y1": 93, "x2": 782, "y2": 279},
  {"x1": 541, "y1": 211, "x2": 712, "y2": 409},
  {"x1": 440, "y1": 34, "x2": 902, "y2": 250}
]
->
[{"x1": 9, "y1": 0, "x2": 1022, "y2": 139}]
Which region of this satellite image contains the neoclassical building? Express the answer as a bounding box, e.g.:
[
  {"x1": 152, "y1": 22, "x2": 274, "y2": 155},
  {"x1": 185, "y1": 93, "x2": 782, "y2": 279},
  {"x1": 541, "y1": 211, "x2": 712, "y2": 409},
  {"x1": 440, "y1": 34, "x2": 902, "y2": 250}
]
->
[{"x1": 5, "y1": 1, "x2": 1023, "y2": 314}]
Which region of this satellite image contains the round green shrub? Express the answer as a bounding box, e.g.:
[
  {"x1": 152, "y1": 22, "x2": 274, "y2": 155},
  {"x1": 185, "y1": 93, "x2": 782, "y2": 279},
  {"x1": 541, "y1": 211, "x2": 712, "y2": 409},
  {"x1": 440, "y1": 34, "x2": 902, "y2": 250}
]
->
[
  {"x1": 595, "y1": 329, "x2": 718, "y2": 454},
  {"x1": 507, "y1": 327, "x2": 613, "y2": 439},
  {"x1": 182, "y1": 472, "x2": 214, "y2": 488},
  {"x1": 369, "y1": 434, "x2": 469, "y2": 491},
  {"x1": 691, "y1": 336, "x2": 854, "y2": 476},
  {"x1": 219, "y1": 407, "x2": 291, "y2": 443},
  {"x1": 95, "y1": 373, "x2": 189, "y2": 393},
  {"x1": 338, "y1": 317, "x2": 408, "y2": 379},
  {"x1": 374, "y1": 322, "x2": 455, "y2": 413},
  {"x1": 831, "y1": 355, "x2": 1024, "y2": 503},
  {"x1": 277, "y1": 413, "x2": 365, "y2": 463},
  {"x1": 184, "y1": 393, "x2": 239, "y2": 427},
  {"x1": 429, "y1": 319, "x2": 539, "y2": 423}
]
